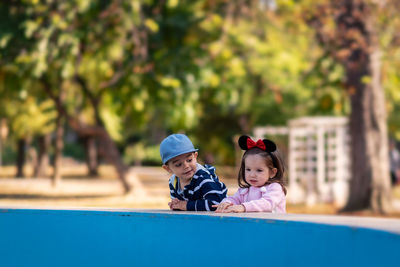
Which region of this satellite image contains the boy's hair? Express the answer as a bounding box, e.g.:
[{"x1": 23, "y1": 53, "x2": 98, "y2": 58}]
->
[{"x1": 237, "y1": 136, "x2": 287, "y2": 194}]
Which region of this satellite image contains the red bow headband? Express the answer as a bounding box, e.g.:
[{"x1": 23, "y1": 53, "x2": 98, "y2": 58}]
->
[
  {"x1": 238, "y1": 135, "x2": 277, "y2": 153},
  {"x1": 247, "y1": 139, "x2": 266, "y2": 150}
]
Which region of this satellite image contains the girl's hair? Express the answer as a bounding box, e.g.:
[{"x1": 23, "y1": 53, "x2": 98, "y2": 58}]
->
[{"x1": 237, "y1": 137, "x2": 287, "y2": 194}]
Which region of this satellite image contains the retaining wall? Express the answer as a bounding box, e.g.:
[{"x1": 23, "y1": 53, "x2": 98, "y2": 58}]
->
[{"x1": 1, "y1": 208, "x2": 399, "y2": 267}]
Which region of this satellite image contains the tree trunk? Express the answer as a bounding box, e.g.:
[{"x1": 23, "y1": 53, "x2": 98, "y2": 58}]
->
[
  {"x1": 74, "y1": 125, "x2": 131, "y2": 193},
  {"x1": 83, "y1": 136, "x2": 99, "y2": 177},
  {"x1": 343, "y1": 50, "x2": 391, "y2": 213},
  {"x1": 42, "y1": 77, "x2": 133, "y2": 193},
  {"x1": 77, "y1": 75, "x2": 132, "y2": 193},
  {"x1": 335, "y1": 1, "x2": 392, "y2": 213},
  {"x1": 95, "y1": 128, "x2": 131, "y2": 192},
  {"x1": 0, "y1": 132, "x2": 2, "y2": 167},
  {"x1": 238, "y1": 114, "x2": 250, "y2": 134},
  {"x1": 52, "y1": 110, "x2": 64, "y2": 187},
  {"x1": 307, "y1": 1, "x2": 392, "y2": 213},
  {"x1": 33, "y1": 134, "x2": 51, "y2": 178},
  {"x1": 15, "y1": 138, "x2": 26, "y2": 178}
]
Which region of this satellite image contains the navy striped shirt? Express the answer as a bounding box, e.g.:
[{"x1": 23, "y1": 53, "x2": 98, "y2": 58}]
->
[{"x1": 169, "y1": 163, "x2": 227, "y2": 211}]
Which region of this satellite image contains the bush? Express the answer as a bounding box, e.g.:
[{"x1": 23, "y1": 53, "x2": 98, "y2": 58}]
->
[{"x1": 124, "y1": 143, "x2": 162, "y2": 166}]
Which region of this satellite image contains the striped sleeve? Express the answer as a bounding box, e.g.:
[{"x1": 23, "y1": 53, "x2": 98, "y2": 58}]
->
[
  {"x1": 168, "y1": 177, "x2": 184, "y2": 200},
  {"x1": 169, "y1": 181, "x2": 177, "y2": 199},
  {"x1": 186, "y1": 178, "x2": 227, "y2": 211}
]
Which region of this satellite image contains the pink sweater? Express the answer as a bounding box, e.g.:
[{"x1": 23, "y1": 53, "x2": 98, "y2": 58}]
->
[{"x1": 222, "y1": 183, "x2": 286, "y2": 213}]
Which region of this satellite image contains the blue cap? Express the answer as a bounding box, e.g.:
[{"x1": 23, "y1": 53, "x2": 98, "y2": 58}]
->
[{"x1": 160, "y1": 134, "x2": 198, "y2": 164}]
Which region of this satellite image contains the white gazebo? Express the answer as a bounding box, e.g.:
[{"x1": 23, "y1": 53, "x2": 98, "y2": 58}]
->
[{"x1": 253, "y1": 116, "x2": 351, "y2": 207}]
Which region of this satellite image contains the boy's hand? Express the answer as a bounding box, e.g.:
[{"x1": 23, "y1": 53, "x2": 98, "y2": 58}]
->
[
  {"x1": 212, "y1": 202, "x2": 232, "y2": 213},
  {"x1": 168, "y1": 198, "x2": 187, "y2": 211}
]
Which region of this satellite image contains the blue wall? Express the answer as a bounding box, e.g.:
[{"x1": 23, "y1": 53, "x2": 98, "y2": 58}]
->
[{"x1": 0, "y1": 208, "x2": 399, "y2": 267}]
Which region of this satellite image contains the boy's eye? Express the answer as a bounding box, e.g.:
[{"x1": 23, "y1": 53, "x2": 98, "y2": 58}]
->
[
  {"x1": 245, "y1": 168, "x2": 251, "y2": 172},
  {"x1": 187, "y1": 159, "x2": 192, "y2": 162},
  {"x1": 175, "y1": 163, "x2": 182, "y2": 167},
  {"x1": 257, "y1": 169, "x2": 263, "y2": 172}
]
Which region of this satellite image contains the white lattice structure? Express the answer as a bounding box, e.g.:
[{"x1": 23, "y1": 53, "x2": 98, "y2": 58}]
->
[{"x1": 253, "y1": 116, "x2": 351, "y2": 207}]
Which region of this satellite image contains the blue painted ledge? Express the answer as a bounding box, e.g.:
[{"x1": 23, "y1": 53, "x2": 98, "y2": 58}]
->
[{"x1": 1, "y1": 207, "x2": 399, "y2": 267}]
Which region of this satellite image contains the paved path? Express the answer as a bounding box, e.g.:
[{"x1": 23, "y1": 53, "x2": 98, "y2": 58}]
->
[
  {"x1": 1, "y1": 166, "x2": 399, "y2": 216},
  {"x1": 0, "y1": 166, "x2": 237, "y2": 208}
]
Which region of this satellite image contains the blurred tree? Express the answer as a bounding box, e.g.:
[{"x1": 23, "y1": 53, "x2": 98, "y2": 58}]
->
[
  {"x1": 183, "y1": 1, "x2": 339, "y2": 163},
  {"x1": 5, "y1": 95, "x2": 56, "y2": 178},
  {"x1": 0, "y1": 0, "x2": 147, "y2": 192},
  {"x1": 306, "y1": 0, "x2": 400, "y2": 213},
  {"x1": 52, "y1": 86, "x2": 65, "y2": 186},
  {"x1": 379, "y1": 2, "x2": 400, "y2": 140},
  {"x1": 0, "y1": 0, "x2": 351, "y2": 168},
  {"x1": 1, "y1": 0, "x2": 400, "y2": 209}
]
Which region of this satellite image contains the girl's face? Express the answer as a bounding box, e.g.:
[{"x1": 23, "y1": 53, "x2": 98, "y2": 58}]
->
[{"x1": 244, "y1": 154, "x2": 277, "y2": 187}]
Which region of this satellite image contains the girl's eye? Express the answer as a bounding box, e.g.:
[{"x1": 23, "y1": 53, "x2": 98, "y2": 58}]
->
[
  {"x1": 245, "y1": 168, "x2": 251, "y2": 172},
  {"x1": 257, "y1": 169, "x2": 263, "y2": 172}
]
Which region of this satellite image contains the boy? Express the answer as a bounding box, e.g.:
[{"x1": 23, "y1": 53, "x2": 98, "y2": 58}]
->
[{"x1": 160, "y1": 134, "x2": 227, "y2": 211}]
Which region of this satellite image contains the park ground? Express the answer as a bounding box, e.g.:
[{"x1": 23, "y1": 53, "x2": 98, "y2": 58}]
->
[{"x1": 1, "y1": 164, "x2": 400, "y2": 217}]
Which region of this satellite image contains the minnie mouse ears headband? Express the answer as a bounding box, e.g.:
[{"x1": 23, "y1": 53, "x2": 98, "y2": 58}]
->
[
  {"x1": 238, "y1": 135, "x2": 277, "y2": 152},
  {"x1": 238, "y1": 135, "x2": 278, "y2": 168}
]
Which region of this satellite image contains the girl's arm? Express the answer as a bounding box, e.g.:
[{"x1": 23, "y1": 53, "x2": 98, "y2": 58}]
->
[
  {"x1": 242, "y1": 183, "x2": 285, "y2": 212},
  {"x1": 213, "y1": 189, "x2": 243, "y2": 212},
  {"x1": 220, "y1": 189, "x2": 242, "y2": 205}
]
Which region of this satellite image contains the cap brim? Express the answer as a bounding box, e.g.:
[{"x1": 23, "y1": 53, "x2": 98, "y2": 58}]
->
[{"x1": 163, "y1": 149, "x2": 199, "y2": 164}]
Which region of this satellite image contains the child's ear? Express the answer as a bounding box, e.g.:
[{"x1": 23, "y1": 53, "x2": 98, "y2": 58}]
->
[
  {"x1": 270, "y1": 168, "x2": 278, "y2": 178},
  {"x1": 162, "y1": 164, "x2": 172, "y2": 174},
  {"x1": 193, "y1": 152, "x2": 198, "y2": 159}
]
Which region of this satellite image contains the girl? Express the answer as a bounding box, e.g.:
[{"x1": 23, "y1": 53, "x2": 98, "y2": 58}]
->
[{"x1": 213, "y1": 135, "x2": 287, "y2": 213}]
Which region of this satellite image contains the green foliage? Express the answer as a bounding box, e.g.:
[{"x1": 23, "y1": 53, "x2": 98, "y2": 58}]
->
[
  {"x1": 63, "y1": 142, "x2": 86, "y2": 161},
  {"x1": 124, "y1": 143, "x2": 161, "y2": 166},
  {"x1": 379, "y1": 2, "x2": 400, "y2": 140},
  {"x1": 0, "y1": 141, "x2": 17, "y2": 165},
  {"x1": 8, "y1": 98, "x2": 57, "y2": 138},
  {"x1": 0, "y1": 0, "x2": 399, "y2": 165}
]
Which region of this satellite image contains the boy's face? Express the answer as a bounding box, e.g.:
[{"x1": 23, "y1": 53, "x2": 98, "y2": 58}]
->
[{"x1": 163, "y1": 152, "x2": 198, "y2": 181}]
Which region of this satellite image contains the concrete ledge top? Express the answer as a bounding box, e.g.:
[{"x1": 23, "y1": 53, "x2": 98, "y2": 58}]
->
[{"x1": 1, "y1": 206, "x2": 400, "y2": 235}]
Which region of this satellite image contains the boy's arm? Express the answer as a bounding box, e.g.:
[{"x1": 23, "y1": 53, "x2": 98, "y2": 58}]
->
[
  {"x1": 186, "y1": 180, "x2": 227, "y2": 211},
  {"x1": 169, "y1": 181, "x2": 178, "y2": 199}
]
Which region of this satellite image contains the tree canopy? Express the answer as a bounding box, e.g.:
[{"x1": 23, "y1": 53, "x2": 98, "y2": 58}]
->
[
  {"x1": 1, "y1": 0, "x2": 399, "y2": 160},
  {"x1": 1, "y1": 0, "x2": 400, "y2": 211}
]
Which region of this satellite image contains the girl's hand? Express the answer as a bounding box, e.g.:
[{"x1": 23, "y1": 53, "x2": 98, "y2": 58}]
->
[
  {"x1": 224, "y1": 204, "x2": 245, "y2": 213},
  {"x1": 169, "y1": 199, "x2": 187, "y2": 211},
  {"x1": 212, "y1": 202, "x2": 233, "y2": 213}
]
